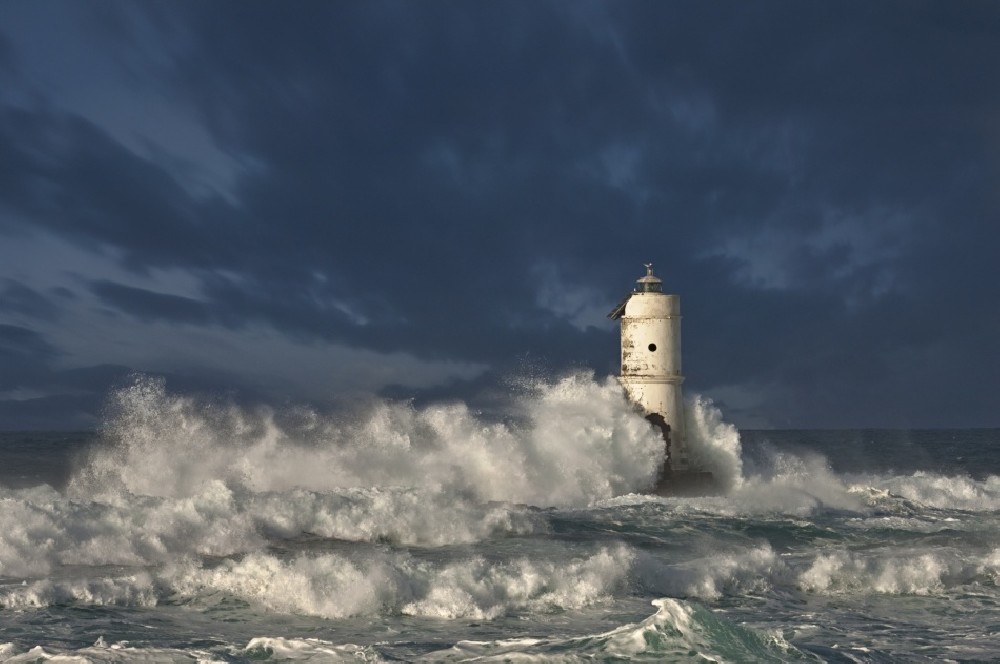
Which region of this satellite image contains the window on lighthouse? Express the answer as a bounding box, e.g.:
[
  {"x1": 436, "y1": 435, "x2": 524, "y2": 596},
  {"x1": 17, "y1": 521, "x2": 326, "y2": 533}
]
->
[{"x1": 636, "y1": 282, "x2": 662, "y2": 293}]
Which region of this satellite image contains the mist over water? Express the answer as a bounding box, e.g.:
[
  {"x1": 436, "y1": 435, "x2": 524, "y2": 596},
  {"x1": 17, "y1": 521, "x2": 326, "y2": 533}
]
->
[{"x1": 1, "y1": 372, "x2": 999, "y2": 661}]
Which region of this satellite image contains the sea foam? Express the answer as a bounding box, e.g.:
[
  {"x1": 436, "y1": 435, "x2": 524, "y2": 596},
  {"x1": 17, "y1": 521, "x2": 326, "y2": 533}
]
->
[
  {"x1": 1, "y1": 371, "x2": 689, "y2": 590},
  {"x1": 69, "y1": 372, "x2": 664, "y2": 507},
  {"x1": 170, "y1": 544, "x2": 632, "y2": 619},
  {"x1": 0, "y1": 545, "x2": 634, "y2": 618}
]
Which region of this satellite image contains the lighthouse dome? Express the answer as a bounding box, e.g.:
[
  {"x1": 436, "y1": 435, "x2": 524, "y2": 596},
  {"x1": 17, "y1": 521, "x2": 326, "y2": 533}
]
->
[
  {"x1": 634, "y1": 263, "x2": 663, "y2": 293},
  {"x1": 624, "y1": 264, "x2": 678, "y2": 317}
]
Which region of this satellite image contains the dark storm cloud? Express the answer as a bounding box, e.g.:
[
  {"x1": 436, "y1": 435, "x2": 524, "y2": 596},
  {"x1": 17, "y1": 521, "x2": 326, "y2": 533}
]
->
[
  {"x1": 0, "y1": 1, "x2": 998, "y2": 428},
  {"x1": 0, "y1": 324, "x2": 57, "y2": 364},
  {"x1": 0, "y1": 32, "x2": 13, "y2": 72},
  {"x1": 0, "y1": 2, "x2": 630, "y2": 362},
  {"x1": 89, "y1": 270, "x2": 609, "y2": 369},
  {"x1": 0, "y1": 105, "x2": 223, "y2": 271},
  {"x1": 90, "y1": 280, "x2": 212, "y2": 326},
  {"x1": 0, "y1": 363, "x2": 131, "y2": 430},
  {"x1": 0, "y1": 280, "x2": 58, "y2": 321},
  {"x1": 0, "y1": 321, "x2": 116, "y2": 429},
  {"x1": 0, "y1": 324, "x2": 123, "y2": 393}
]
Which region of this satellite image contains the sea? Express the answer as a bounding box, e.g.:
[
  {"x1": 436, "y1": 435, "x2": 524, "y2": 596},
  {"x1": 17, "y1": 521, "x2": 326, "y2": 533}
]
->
[{"x1": 1, "y1": 372, "x2": 999, "y2": 662}]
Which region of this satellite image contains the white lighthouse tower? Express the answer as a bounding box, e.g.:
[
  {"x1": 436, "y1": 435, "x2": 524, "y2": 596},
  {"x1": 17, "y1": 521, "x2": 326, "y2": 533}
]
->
[{"x1": 608, "y1": 264, "x2": 690, "y2": 475}]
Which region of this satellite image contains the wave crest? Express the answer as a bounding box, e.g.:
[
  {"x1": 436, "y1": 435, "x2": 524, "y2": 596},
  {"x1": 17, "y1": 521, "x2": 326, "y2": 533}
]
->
[{"x1": 69, "y1": 372, "x2": 664, "y2": 508}]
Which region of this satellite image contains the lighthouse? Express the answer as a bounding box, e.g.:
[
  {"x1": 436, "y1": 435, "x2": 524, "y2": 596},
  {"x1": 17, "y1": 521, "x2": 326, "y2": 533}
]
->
[{"x1": 609, "y1": 264, "x2": 705, "y2": 490}]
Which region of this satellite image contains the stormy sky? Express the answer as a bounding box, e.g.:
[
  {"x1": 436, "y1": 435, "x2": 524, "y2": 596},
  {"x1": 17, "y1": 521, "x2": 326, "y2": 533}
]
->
[{"x1": 0, "y1": 1, "x2": 997, "y2": 430}]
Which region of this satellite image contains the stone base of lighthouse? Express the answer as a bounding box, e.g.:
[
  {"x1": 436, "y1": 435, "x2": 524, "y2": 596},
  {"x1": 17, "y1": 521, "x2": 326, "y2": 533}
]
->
[{"x1": 653, "y1": 467, "x2": 716, "y2": 496}]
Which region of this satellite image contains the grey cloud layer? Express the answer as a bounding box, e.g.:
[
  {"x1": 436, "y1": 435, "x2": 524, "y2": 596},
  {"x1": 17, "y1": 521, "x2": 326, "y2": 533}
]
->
[{"x1": 0, "y1": 1, "x2": 998, "y2": 428}]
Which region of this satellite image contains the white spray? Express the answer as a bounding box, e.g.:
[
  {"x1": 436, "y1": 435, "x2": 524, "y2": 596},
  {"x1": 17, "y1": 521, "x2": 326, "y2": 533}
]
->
[{"x1": 70, "y1": 371, "x2": 672, "y2": 507}]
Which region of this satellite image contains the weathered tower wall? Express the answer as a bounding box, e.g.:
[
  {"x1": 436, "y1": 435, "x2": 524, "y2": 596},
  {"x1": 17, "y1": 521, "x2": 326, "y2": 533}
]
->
[{"x1": 619, "y1": 290, "x2": 688, "y2": 471}]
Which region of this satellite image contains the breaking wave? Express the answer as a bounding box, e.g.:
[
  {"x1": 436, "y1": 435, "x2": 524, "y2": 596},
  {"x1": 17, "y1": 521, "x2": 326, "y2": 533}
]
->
[
  {"x1": 69, "y1": 372, "x2": 667, "y2": 507},
  {"x1": 1, "y1": 545, "x2": 632, "y2": 619},
  {"x1": 0, "y1": 371, "x2": 747, "y2": 597},
  {"x1": 2, "y1": 374, "x2": 998, "y2": 661},
  {"x1": 411, "y1": 597, "x2": 807, "y2": 661}
]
